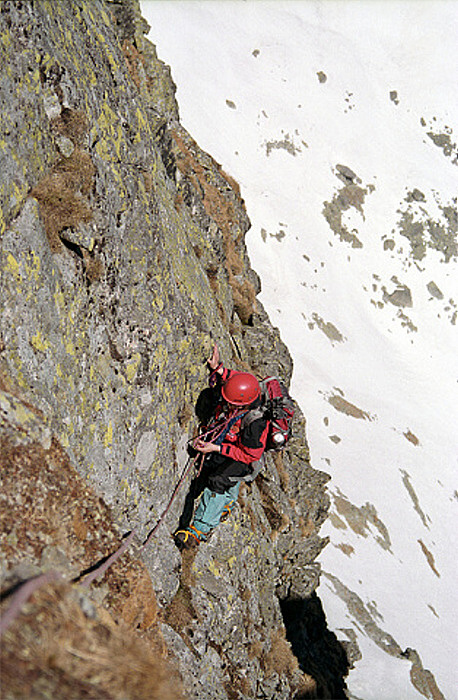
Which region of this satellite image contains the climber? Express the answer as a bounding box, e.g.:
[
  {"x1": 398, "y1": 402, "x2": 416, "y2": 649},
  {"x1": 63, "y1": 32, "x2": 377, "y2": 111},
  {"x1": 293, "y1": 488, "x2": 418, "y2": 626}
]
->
[{"x1": 174, "y1": 345, "x2": 269, "y2": 550}]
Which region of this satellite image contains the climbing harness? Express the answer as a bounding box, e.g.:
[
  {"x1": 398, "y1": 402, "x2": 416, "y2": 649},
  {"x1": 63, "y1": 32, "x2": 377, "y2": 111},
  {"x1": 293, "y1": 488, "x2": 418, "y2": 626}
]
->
[
  {"x1": 144, "y1": 409, "x2": 248, "y2": 550},
  {"x1": 191, "y1": 408, "x2": 247, "y2": 447}
]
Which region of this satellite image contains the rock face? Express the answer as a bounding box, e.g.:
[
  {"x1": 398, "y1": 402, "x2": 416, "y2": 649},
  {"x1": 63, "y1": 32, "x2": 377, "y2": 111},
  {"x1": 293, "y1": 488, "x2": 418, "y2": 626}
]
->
[{"x1": 0, "y1": 1, "x2": 346, "y2": 698}]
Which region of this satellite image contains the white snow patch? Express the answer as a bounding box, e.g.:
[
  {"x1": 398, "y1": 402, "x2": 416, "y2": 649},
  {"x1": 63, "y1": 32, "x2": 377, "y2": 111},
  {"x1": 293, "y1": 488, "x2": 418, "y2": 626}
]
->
[{"x1": 142, "y1": 2, "x2": 458, "y2": 697}]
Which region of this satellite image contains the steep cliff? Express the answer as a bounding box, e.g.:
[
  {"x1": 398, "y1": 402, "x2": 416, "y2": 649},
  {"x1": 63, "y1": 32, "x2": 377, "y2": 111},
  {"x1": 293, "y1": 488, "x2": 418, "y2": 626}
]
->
[{"x1": 0, "y1": 2, "x2": 345, "y2": 698}]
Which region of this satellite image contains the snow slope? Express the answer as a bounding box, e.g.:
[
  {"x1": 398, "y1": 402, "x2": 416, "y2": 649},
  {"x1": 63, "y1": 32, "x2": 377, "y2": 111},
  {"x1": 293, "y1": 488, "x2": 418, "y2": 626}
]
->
[{"x1": 141, "y1": 2, "x2": 458, "y2": 698}]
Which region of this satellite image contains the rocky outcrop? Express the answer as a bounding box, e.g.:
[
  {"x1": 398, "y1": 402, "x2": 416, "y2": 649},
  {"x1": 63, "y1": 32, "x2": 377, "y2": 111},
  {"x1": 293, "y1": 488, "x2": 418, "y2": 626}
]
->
[{"x1": 0, "y1": 1, "x2": 346, "y2": 697}]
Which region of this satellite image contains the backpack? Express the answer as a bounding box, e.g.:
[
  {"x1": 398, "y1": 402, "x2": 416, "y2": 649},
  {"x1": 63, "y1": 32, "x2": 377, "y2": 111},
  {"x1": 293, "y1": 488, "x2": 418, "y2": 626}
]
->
[{"x1": 242, "y1": 376, "x2": 295, "y2": 451}]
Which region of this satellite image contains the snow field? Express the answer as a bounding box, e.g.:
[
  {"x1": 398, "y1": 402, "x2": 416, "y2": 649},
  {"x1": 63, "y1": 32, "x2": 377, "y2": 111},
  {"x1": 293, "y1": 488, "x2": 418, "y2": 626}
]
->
[{"x1": 142, "y1": 2, "x2": 458, "y2": 697}]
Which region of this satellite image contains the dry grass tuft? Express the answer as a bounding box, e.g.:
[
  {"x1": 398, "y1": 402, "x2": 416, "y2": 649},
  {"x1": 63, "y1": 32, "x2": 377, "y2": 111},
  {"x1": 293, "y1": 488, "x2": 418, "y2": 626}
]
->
[
  {"x1": 0, "y1": 413, "x2": 183, "y2": 698},
  {"x1": 217, "y1": 644, "x2": 255, "y2": 700},
  {"x1": 247, "y1": 628, "x2": 317, "y2": 697},
  {"x1": 261, "y1": 627, "x2": 317, "y2": 696},
  {"x1": 273, "y1": 451, "x2": 289, "y2": 490},
  {"x1": 299, "y1": 515, "x2": 316, "y2": 538},
  {"x1": 174, "y1": 191, "x2": 183, "y2": 210},
  {"x1": 232, "y1": 279, "x2": 257, "y2": 325},
  {"x1": 1, "y1": 582, "x2": 184, "y2": 700},
  {"x1": 51, "y1": 108, "x2": 89, "y2": 147},
  {"x1": 205, "y1": 264, "x2": 228, "y2": 322},
  {"x1": 163, "y1": 584, "x2": 196, "y2": 633},
  {"x1": 0, "y1": 433, "x2": 160, "y2": 634},
  {"x1": 82, "y1": 249, "x2": 105, "y2": 284},
  {"x1": 263, "y1": 627, "x2": 298, "y2": 678},
  {"x1": 143, "y1": 170, "x2": 153, "y2": 193},
  {"x1": 220, "y1": 166, "x2": 241, "y2": 196},
  {"x1": 205, "y1": 263, "x2": 219, "y2": 290},
  {"x1": 31, "y1": 148, "x2": 95, "y2": 251},
  {"x1": 238, "y1": 489, "x2": 260, "y2": 534},
  {"x1": 294, "y1": 672, "x2": 318, "y2": 698},
  {"x1": 247, "y1": 638, "x2": 263, "y2": 660},
  {"x1": 257, "y1": 478, "x2": 290, "y2": 535},
  {"x1": 223, "y1": 664, "x2": 252, "y2": 699},
  {"x1": 178, "y1": 401, "x2": 193, "y2": 429},
  {"x1": 162, "y1": 548, "x2": 199, "y2": 642},
  {"x1": 122, "y1": 40, "x2": 145, "y2": 90}
]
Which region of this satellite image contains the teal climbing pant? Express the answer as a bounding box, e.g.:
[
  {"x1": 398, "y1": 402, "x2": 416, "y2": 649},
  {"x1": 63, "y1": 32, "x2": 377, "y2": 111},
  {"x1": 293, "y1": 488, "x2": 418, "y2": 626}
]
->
[{"x1": 192, "y1": 483, "x2": 241, "y2": 535}]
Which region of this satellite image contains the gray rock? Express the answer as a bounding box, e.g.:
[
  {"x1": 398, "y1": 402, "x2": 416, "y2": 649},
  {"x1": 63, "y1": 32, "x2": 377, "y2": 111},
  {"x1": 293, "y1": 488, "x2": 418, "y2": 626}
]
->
[
  {"x1": 160, "y1": 624, "x2": 228, "y2": 700},
  {"x1": 427, "y1": 280, "x2": 444, "y2": 299},
  {"x1": 55, "y1": 135, "x2": 75, "y2": 157},
  {"x1": 336, "y1": 164, "x2": 359, "y2": 183},
  {"x1": 383, "y1": 284, "x2": 413, "y2": 308},
  {"x1": 141, "y1": 531, "x2": 181, "y2": 606},
  {"x1": 60, "y1": 222, "x2": 95, "y2": 252},
  {"x1": 383, "y1": 238, "x2": 395, "y2": 251}
]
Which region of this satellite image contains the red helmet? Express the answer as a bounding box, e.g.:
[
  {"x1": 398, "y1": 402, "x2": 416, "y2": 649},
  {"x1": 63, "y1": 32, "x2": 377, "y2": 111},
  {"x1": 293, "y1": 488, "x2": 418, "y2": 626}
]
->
[{"x1": 221, "y1": 372, "x2": 261, "y2": 406}]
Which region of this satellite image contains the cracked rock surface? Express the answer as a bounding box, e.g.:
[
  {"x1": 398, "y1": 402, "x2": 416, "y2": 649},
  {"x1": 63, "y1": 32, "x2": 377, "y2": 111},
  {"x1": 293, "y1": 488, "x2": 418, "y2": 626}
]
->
[{"x1": 0, "y1": 1, "x2": 347, "y2": 697}]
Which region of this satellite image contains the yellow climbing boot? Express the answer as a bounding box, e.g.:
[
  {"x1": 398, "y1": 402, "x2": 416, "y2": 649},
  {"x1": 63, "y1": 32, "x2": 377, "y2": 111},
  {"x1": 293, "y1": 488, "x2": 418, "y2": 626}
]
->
[
  {"x1": 220, "y1": 500, "x2": 235, "y2": 523},
  {"x1": 174, "y1": 525, "x2": 207, "y2": 550}
]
